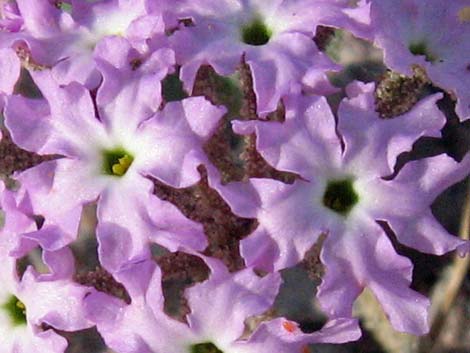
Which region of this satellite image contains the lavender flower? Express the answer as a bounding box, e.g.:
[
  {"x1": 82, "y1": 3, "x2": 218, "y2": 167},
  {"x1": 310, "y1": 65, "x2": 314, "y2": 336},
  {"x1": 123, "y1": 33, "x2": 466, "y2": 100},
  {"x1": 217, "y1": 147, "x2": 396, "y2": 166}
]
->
[
  {"x1": 84, "y1": 256, "x2": 360, "y2": 352},
  {"x1": 4, "y1": 57, "x2": 224, "y2": 271},
  {"x1": 371, "y1": 0, "x2": 470, "y2": 120},
  {"x1": 0, "y1": 0, "x2": 22, "y2": 32},
  {"x1": 164, "y1": 0, "x2": 369, "y2": 115},
  {"x1": 11, "y1": 0, "x2": 164, "y2": 87},
  {"x1": 213, "y1": 82, "x2": 470, "y2": 334},
  {"x1": 0, "y1": 183, "x2": 93, "y2": 352},
  {"x1": 0, "y1": 47, "x2": 20, "y2": 127}
]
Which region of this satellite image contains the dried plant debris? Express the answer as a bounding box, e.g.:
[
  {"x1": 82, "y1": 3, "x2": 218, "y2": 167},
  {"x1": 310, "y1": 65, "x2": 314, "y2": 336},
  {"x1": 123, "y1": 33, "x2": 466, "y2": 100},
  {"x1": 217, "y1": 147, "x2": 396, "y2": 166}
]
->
[{"x1": 375, "y1": 66, "x2": 430, "y2": 119}]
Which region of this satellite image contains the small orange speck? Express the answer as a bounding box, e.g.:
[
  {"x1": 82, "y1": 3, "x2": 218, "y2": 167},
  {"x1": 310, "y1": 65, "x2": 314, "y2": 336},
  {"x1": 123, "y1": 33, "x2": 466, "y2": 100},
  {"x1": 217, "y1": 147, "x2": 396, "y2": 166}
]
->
[
  {"x1": 301, "y1": 345, "x2": 310, "y2": 353},
  {"x1": 282, "y1": 320, "x2": 297, "y2": 333},
  {"x1": 458, "y1": 6, "x2": 470, "y2": 22}
]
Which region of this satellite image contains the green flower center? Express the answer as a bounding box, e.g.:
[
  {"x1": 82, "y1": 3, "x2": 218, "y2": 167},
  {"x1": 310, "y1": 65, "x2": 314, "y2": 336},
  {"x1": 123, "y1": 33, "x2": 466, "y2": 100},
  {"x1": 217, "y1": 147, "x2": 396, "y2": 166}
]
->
[
  {"x1": 322, "y1": 178, "x2": 359, "y2": 216},
  {"x1": 241, "y1": 17, "x2": 271, "y2": 46},
  {"x1": 57, "y1": 1, "x2": 72, "y2": 13},
  {"x1": 408, "y1": 41, "x2": 437, "y2": 63},
  {"x1": 102, "y1": 148, "x2": 134, "y2": 177},
  {"x1": 190, "y1": 342, "x2": 224, "y2": 353},
  {"x1": 2, "y1": 295, "x2": 27, "y2": 326}
]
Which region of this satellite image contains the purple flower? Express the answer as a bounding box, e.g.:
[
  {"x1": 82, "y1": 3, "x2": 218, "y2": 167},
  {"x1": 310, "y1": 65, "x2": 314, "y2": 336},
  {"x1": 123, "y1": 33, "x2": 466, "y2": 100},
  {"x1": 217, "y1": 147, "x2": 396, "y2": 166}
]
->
[
  {"x1": 0, "y1": 180, "x2": 36, "y2": 256},
  {"x1": 0, "y1": 183, "x2": 94, "y2": 352},
  {"x1": 5, "y1": 56, "x2": 225, "y2": 271},
  {"x1": 213, "y1": 82, "x2": 470, "y2": 334},
  {"x1": 371, "y1": 0, "x2": 470, "y2": 120},
  {"x1": 165, "y1": 0, "x2": 369, "y2": 115},
  {"x1": 84, "y1": 257, "x2": 360, "y2": 352},
  {"x1": 0, "y1": 0, "x2": 23, "y2": 32},
  {"x1": 12, "y1": 0, "x2": 165, "y2": 87},
  {"x1": 0, "y1": 47, "x2": 20, "y2": 129}
]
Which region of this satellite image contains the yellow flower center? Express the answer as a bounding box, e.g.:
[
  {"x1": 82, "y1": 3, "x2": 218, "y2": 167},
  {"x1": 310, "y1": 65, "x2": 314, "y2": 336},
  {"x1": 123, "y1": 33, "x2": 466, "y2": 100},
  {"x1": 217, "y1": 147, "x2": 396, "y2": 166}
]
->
[
  {"x1": 102, "y1": 148, "x2": 134, "y2": 177},
  {"x1": 111, "y1": 154, "x2": 133, "y2": 176},
  {"x1": 1, "y1": 295, "x2": 27, "y2": 326}
]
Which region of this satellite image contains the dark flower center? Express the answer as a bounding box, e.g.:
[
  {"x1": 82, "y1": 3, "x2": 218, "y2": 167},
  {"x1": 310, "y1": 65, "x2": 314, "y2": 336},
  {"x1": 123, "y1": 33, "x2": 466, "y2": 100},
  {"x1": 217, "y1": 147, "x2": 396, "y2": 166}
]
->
[
  {"x1": 322, "y1": 178, "x2": 359, "y2": 216},
  {"x1": 191, "y1": 342, "x2": 224, "y2": 353},
  {"x1": 408, "y1": 41, "x2": 437, "y2": 63},
  {"x1": 2, "y1": 295, "x2": 27, "y2": 326},
  {"x1": 241, "y1": 17, "x2": 271, "y2": 46},
  {"x1": 102, "y1": 148, "x2": 134, "y2": 177}
]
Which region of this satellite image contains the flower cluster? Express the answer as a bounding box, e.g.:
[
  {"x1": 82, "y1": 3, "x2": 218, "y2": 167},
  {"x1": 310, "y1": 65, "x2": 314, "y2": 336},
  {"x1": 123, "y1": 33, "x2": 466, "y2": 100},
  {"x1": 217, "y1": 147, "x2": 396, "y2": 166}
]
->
[{"x1": 0, "y1": 0, "x2": 469, "y2": 352}]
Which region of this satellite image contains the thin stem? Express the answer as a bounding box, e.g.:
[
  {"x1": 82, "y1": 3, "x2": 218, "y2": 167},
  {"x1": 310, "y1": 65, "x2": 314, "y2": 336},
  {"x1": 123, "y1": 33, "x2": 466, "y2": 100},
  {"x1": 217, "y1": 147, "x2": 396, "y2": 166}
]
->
[{"x1": 420, "y1": 178, "x2": 470, "y2": 353}]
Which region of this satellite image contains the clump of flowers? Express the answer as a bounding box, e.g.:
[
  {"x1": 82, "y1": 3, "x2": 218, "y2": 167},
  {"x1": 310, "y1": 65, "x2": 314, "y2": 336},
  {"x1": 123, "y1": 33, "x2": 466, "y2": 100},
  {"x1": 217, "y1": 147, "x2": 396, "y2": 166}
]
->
[{"x1": 0, "y1": 1, "x2": 469, "y2": 352}]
